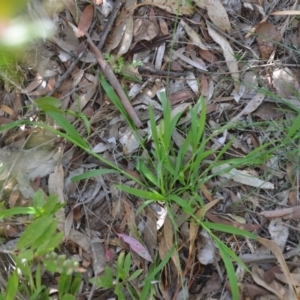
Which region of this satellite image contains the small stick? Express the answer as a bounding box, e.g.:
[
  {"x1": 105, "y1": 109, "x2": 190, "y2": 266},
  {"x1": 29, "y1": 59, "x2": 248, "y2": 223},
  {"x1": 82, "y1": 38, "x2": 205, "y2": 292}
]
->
[
  {"x1": 47, "y1": 52, "x2": 84, "y2": 97},
  {"x1": 98, "y1": 0, "x2": 123, "y2": 50},
  {"x1": 85, "y1": 32, "x2": 142, "y2": 128},
  {"x1": 138, "y1": 65, "x2": 190, "y2": 78}
]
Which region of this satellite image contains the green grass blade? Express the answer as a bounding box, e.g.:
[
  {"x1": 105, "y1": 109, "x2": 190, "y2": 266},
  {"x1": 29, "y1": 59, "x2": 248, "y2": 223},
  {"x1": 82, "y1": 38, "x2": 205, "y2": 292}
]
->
[
  {"x1": 71, "y1": 169, "x2": 118, "y2": 181},
  {"x1": 140, "y1": 248, "x2": 174, "y2": 300},
  {"x1": 46, "y1": 111, "x2": 88, "y2": 148},
  {"x1": 116, "y1": 184, "x2": 165, "y2": 201},
  {"x1": 215, "y1": 239, "x2": 239, "y2": 300},
  {"x1": 202, "y1": 222, "x2": 257, "y2": 239},
  {"x1": 0, "y1": 207, "x2": 37, "y2": 218}
]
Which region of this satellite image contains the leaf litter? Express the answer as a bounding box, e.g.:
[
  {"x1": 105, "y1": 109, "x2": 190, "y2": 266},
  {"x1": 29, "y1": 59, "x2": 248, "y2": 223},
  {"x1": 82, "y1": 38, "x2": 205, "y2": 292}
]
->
[{"x1": 1, "y1": 0, "x2": 300, "y2": 299}]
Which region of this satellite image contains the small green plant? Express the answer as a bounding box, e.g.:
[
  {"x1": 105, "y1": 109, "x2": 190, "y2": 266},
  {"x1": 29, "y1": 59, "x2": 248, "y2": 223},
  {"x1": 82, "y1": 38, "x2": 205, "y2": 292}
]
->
[
  {"x1": 0, "y1": 190, "x2": 81, "y2": 300},
  {"x1": 90, "y1": 251, "x2": 143, "y2": 300},
  {"x1": 103, "y1": 53, "x2": 142, "y2": 78}
]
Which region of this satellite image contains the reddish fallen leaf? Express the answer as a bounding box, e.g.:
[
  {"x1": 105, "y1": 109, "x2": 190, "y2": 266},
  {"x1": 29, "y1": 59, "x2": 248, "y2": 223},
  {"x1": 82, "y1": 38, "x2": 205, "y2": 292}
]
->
[
  {"x1": 77, "y1": 4, "x2": 94, "y2": 37},
  {"x1": 247, "y1": 131, "x2": 260, "y2": 149},
  {"x1": 264, "y1": 265, "x2": 283, "y2": 284},
  {"x1": 169, "y1": 90, "x2": 193, "y2": 106},
  {"x1": 0, "y1": 116, "x2": 13, "y2": 124},
  {"x1": 200, "y1": 75, "x2": 209, "y2": 96},
  {"x1": 256, "y1": 22, "x2": 281, "y2": 59},
  {"x1": 261, "y1": 206, "x2": 300, "y2": 220},
  {"x1": 105, "y1": 247, "x2": 114, "y2": 261},
  {"x1": 117, "y1": 233, "x2": 153, "y2": 262},
  {"x1": 199, "y1": 49, "x2": 219, "y2": 63}
]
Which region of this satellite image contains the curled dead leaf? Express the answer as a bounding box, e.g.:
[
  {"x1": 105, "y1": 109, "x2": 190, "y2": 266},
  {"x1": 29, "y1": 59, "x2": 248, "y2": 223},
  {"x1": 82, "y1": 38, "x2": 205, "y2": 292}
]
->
[{"x1": 256, "y1": 22, "x2": 281, "y2": 59}]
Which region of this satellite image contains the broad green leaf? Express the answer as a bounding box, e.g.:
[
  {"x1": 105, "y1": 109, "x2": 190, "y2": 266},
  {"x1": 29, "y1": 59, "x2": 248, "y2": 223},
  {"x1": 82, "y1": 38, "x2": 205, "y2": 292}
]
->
[
  {"x1": 41, "y1": 194, "x2": 63, "y2": 215},
  {"x1": 117, "y1": 252, "x2": 126, "y2": 281},
  {"x1": 58, "y1": 273, "x2": 72, "y2": 298},
  {"x1": 44, "y1": 260, "x2": 58, "y2": 273},
  {"x1": 123, "y1": 253, "x2": 132, "y2": 279},
  {"x1": 116, "y1": 184, "x2": 165, "y2": 201},
  {"x1": 35, "y1": 97, "x2": 62, "y2": 109},
  {"x1": 36, "y1": 232, "x2": 64, "y2": 256},
  {"x1": 29, "y1": 286, "x2": 47, "y2": 300},
  {"x1": 16, "y1": 214, "x2": 53, "y2": 250},
  {"x1": 6, "y1": 270, "x2": 18, "y2": 300},
  {"x1": 31, "y1": 220, "x2": 58, "y2": 250},
  {"x1": 0, "y1": 206, "x2": 37, "y2": 219},
  {"x1": 18, "y1": 249, "x2": 34, "y2": 261},
  {"x1": 70, "y1": 272, "x2": 82, "y2": 294},
  {"x1": 125, "y1": 283, "x2": 140, "y2": 299},
  {"x1": 33, "y1": 189, "x2": 45, "y2": 209},
  {"x1": 128, "y1": 269, "x2": 143, "y2": 281},
  {"x1": 71, "y1": 169, "x2": 118, "y2": 182},
  {"x1": 114, "y1": 283, "x2": 125, "y2": 300},
  {"x1": 90, "y1": 266, "x2": 114, "y2": 288}
]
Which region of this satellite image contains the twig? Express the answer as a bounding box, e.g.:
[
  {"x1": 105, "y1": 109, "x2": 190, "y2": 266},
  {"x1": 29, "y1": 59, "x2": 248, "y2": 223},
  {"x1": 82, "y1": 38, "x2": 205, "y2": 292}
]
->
[
  {"x1": 97, "y1": 0, "x2": 123, "y2": 50},
  {"x1": 138, "y1": 66, "x2": 190, "y2": 78},
  {"x1": 85, "y1": 32, "x2": 143, "y2": 128},
  {"x1": 47, "y1": 51, "x2": 84, "y2": 97},
  {"x1": 59, "y1": 86, "x2": 86, "y2": 101}
]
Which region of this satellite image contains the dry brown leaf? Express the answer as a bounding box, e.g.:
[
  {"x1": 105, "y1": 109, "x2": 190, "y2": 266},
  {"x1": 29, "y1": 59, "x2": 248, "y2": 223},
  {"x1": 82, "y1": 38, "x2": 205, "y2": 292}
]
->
[
  {"x1": 260, "y1": 206, "x2": 300, "y2": 219},
  {"x1": 200, "y1": 75, "x2": 209, "y2": 97},
  {"x1": 159, "y1": 207, "x2": 181, "y2": 271},
  {"x1": 159, "y1": 17, "x2": 169, "y2": 35},
  {"x1": 77, "y1": 4, "x2": 94, "y2": 37},
  {"x1": 253, "y1": 102, "x2": 284, "y2": 120},
  {"x1": 271, "y1": 10, "x2": 300, "y2": 16},
  {"x1": 171, "y1": 48, "x2": 207, "y2": 71},
  {"x1": 117, "y1": 16, "x2": 134, "y2": 56},
  {"x1": 169, "y1": 90, "x2": 193, "y2": 105},
  {"x1": 134, "y1": 19, "x2": 159, "y2": 42},
  {"x1": 180, "y1": 19, "x2": 208, "y2": 50},
  {"x1": 105, "y1": 8, "x2": 127, "y2": 52},
  {"x1": 206, "y1": 212, "x2": 261, "y2": 231},
  {"x1": 207, "y1": 24, "x2": 239, "y2": 92},
  {"x1": 252, "y1": 265, "x2": 288, "y2": 300},
  {"x1": 197, "y1": 0, "x2": 231, "y2": 32},
  {"x1": 143, "y1": 207, "x2": 157, "y2": 259},
  {"x1": 272, "y1": 67, "x2": 299, "y2": 98},
  {"x1": 268, "y1": 218, "x2": 289, "y2": 250},
  {"x1": 48, "y1": 164, "x2": 65, "y2": 232},
  {"x1": 276, "y1": 272, "x2": 300, "y2": 287},
  {"x1": 62, "y1": 0, "x2": 81, "y2": 23},
  {"x1": 89, "y1": 237, "x2": 106, "y2": 275},
  {"x1": 199, "y1": 49, "x2": 219, "y2": 63},
  {"x1": 258, "y1": 237, "x2": 297, "y2": 299},
  {"x1": 229, "y1": 93, "x2": 265, "y2": 123},
  {"x1": 212, "y1": 163, "x2": 274, "y2": 189},
  {"x1": 140, "y1": 0, "x2": 193, "y2": 15},
  {"x1": 256, "y1": 22, "x2": 281, "y2": 59}
]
